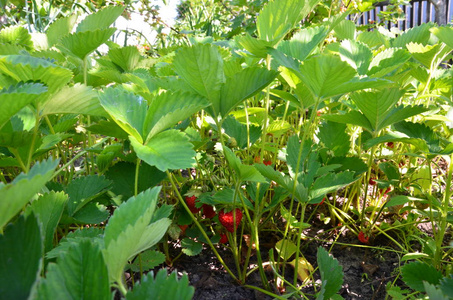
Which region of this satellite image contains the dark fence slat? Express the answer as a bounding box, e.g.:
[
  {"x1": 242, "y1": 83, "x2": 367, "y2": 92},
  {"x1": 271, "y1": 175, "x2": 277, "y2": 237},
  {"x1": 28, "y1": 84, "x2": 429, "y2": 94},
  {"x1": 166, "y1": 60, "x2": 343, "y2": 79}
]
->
[{"x1": 348, "y1": 0, "x2": 451, "y2": 29}]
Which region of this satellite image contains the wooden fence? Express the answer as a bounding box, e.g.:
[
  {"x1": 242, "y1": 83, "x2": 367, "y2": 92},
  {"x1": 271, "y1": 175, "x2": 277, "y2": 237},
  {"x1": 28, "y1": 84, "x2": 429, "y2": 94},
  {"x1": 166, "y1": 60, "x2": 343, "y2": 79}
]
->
[{"x1": 352, "y1": 0, "x2": 452, "y2": 30}]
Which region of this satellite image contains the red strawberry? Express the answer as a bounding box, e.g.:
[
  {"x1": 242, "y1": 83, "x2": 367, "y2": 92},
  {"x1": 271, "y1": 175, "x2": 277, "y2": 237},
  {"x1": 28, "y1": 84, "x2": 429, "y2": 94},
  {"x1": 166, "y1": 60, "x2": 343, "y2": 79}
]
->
[
  {"x1": 202, "y1": 204, "x2": 216, "y2": 218},
  {"x1": 386, "y1": 142, "x2": 394, "y2": 148},
  {"x1": 369, "y1": 178, "x2": 376, "y2": 185},
  {"x1": 185, "y1": 195, "x2": 200, "y2": 213},
  {"x1": 218, "y1": 208, "x2": 242, "y2": 233},
  {"x1": 263, "y1": 160, "x2": 272, "y2": 166},
  {"x1": 219, "y1": 233, "x2": 228, "y2": 244},
  {"x1": 358, "y1": 231, "x2": 369, "y2": 244},
  {"x1": 179, "y1": 225, "x2": 188, "y2": 235}
]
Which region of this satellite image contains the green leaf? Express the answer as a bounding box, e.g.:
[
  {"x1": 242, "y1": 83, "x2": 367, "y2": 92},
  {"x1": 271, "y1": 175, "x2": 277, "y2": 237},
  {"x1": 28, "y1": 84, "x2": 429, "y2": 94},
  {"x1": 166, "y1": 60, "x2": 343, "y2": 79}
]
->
[
  {"x1": 286, "y1": 135, "x2": 312, "y2": 177},
  {"x1": 173, "y1": 43, "x2": 225, "y2": 110},
  {"x1": 235, "y1": 33, "x2": 272, "y2": 58},
  {"x1": 144, "y1": 90, "x2": 208, "y2": 141},
  {"x1": 299, "y1": 54, "x2": 388, "y2": 99},
  {"x1": 424, "y1": 282, "x2": 449, "y2": 300},
  {"x1": 257, "y1": 0, "x2": 320, "y2": 45},
  {"x1": 322, "y1": 110, "x2": 372, "y2": 131},
  {"x1": 339, "y1": 40, "x2": 372, "y2": 76},
  {"x1": 0, "y1": 55, "x2": 72, "y2": 94},
  {"x1": 333, "y1": 19, "x2": 356, "y2": 40},
  {"x1": 391, "y1": 23, "x2": 432, "y2": 48},
  {"x1": 211, "y1": 188, "x2": 253, "y2": 209},
  {"x1": 130, "y1": 130, "x2": 195, "y2": 171},
  {"x1": 379, "y1": 162, "x2": 400, "y2": 181},
  {"x1": 368, "y1": 48, "x2": 411, "y2": 77},
  {"x1": 276, "y1": 25, "x2": 330, "y2": 62},
  {"x1": 65, "y1": 175, "x2": 111, "y2": 216},
  {"x1": 222, "y1": 115, "x2": 261, "y2": 149},
  {"x1": 46, "y1": 14, "x2": 78, "y2": 47},
  {"x1": 219, "y1": 67, "x2": 278, "y2": 118},
  {"x1": 317, "y1": 121, "x2": 350, "y2": 156},
  {"x1": 126, "y1": 269, "x2": 194, "y2": 300},
  {"x1": 46, "y1": 227, "x2": 103, "y2": 259},
  {"x1": 440, "y1": 276, "x2": 453, "y2": 298},
  {"x1": 0, "y1": 25, "x2": 33, "y2": 50},
  {"x1": 0, "y1": 215, "x2": 42, "y2": 300},
  {"x1": 108, "y1": 46, "x2": 142, "y2": 72},
  {"x1": 379, "y1": 105, "x2": 429, "y2": 130},
  {"x1": 406, "y1": 42, "x2": 452, "y2": 69},
  {"x1": 25, "y1": 191, "x2": 68, "y2": 253},
  {"x1": 99, "y1": 86, "x2": 147, "y2": 143},
  {"x1": 103, "y1": 187, "x2": 171, "y2": 284},
  {"x1": 393, "y1": 121, "x2": 440, "y2": 152},
  {"x1": 72, "y1": 202, "x2": 109, "y2": 224},
  {"x1": 0, "y1": 158, "x2": 59, "y2": 229},
  {"x1": 224, "y1": 147, "x2": 266, "y2": 183},
  {"x1": 128, "y1": 250, "x2": 166, "y2": 272},
  {"x1": 42, "y1": 83, "x2": 106, "y2": 117},
  {"x1": 309, "y1": 172, "x2": 356, "y2": 200},
  {"x1": 0, "y1": 82, "x2": 47, "y2": 130},
  {"x1": 38, "y1": 239, "x2": 110, "y2": 300},
  {"x1": 275, "y1": 239, "x2": 298, "y2": 260},
  {"x1": 255, "y1": 163, "x2": 292, "y2": 191},
  {"x1": 316, "y1": 247, "x2": 343, "y2": 300},
  {"x1": 76, "y1": 5, "x2": 124, "y2": 32},
  {"x1": 401, "y1": 261, "x2": 443, "y2": 292},
  {"x1": 105, "y1": 162, "x2": 166, "y2": 200},
  {"x1": 431, "y1": 26, "x2": 453, "y2": 49},
  {"x1": 358, "y1": 30, "x2": 388, "y2": 49},
  {"x1": 351, "y1": 88, "x2": 404, "y2": 132},
  {"x1": 181, "y1": 238, "x2": 203, "y2": 256},
  {"x1": 86, "y1": 120, "x2": 129, "y2": 139},
  {"x1": 59, "y1": 28, "x2": 117, "y2": 59}
]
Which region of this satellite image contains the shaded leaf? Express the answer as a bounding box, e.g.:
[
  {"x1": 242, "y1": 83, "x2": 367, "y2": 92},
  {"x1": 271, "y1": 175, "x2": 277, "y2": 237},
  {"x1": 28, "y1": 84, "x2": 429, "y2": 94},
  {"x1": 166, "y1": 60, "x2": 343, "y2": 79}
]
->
[
  {"x1": 316, "y1": 247, "x2": 343, "y2": 300},
  {"x1": 38, "y1": 239, "x2": 110, "y2": 300},
  {"x1": 65, "y1": 175, "x2": 111, "y2": 216},
  {"x1": 0, "y1": 82, "x2": 47, "y2": 130},
  {"x1": 25, "y1": 191, "x2": 67, "y2": 253},
  {"x1": 126, "y1": 269, "x2": 194, "y2": 300},
  {"x1": 0, "y1": 158, "x2": 59, "y2": 229},
  {"x1": 128, "y1": 250, "x2": 166, "y2": 272},
  {"x1": 0, "y1": 215, "x2": 42, "y2": 300},
  {"x1": 401, "y1": 261, "x2": 442, "y2": 292}
]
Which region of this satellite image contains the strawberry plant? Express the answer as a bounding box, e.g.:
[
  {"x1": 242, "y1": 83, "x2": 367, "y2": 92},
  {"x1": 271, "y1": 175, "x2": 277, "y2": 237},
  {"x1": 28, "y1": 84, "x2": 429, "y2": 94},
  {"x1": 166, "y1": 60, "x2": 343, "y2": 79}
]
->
[{"x1": 0, "y1": 0, "x2": 452, "y2": 299}]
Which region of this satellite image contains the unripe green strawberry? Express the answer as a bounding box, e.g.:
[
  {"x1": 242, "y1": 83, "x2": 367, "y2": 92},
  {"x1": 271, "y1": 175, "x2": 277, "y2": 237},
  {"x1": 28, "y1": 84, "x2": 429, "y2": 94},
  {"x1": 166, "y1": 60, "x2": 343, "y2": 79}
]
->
[{"x1": 218, "y1": 208, "x2": 242, "y2": 233}]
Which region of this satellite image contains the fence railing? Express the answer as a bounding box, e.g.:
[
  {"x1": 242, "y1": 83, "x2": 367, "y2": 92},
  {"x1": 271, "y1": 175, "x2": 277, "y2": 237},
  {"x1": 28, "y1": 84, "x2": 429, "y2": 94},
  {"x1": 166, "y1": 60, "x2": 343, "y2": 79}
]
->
[{"x1": 351, "y1": 0, "x2": 452, "y2": 30}]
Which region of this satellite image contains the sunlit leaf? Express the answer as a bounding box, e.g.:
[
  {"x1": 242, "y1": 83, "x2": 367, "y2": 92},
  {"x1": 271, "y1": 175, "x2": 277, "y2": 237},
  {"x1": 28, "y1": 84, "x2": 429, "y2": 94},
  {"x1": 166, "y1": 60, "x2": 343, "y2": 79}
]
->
[
  {"x1": 59, "y1": 28, "x2": 117, "y2": 59},
  {"x1": 130, "y1": 130, "x2": 196, "y2": 171},
  {"x1": 76, "y1": 5, "x2": 124, "y2": 32},
  {"x1": 257, "y1": 0, "x2": 320, "y2": 45}
]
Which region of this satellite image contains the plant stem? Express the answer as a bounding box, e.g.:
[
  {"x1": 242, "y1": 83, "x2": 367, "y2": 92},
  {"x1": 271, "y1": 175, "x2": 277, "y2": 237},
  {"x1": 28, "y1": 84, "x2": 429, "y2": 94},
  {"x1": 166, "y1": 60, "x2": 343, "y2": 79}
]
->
[{"x1": 166, "y1": 170, "x2": 239, "y2": 281}]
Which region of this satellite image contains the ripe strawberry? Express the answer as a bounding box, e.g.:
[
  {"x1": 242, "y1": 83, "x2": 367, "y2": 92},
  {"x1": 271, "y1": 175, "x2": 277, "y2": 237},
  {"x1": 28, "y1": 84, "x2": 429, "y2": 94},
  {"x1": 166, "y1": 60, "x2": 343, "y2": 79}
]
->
[
  {"x1": 218, "y1": 208, "x2": 242, "y2": 233},
  {"x1": 358, "y1": 231, "x2": 370, "y2": 244},
  {"x1": 185, "y1": 195, "x2": 200, "y2": 213},
  {"x1": 263, "y1": 160, "x2": 272, "y2": 166},
  {"x1": 202, "y1": 204, "x2": 216, "y2": 218},
  {"x1": 219, "y1": 233, "x2": 228, "y2": 244},
  {"x1": 179, "y1": 225, "x2": 188, "y2": 235},
  {"x1": 386, "y1": 142, "x2": 394, "y2": 148},
  {"x1": 369, "y1": 178, "x2": 376, "y2": 185}
]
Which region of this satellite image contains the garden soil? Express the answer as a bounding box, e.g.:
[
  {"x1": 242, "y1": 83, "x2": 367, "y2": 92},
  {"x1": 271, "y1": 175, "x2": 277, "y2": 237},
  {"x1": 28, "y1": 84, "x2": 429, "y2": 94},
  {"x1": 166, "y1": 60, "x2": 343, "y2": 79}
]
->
[{"x1": 133, "y1": 220, "x2": 404, "y2": 300}]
